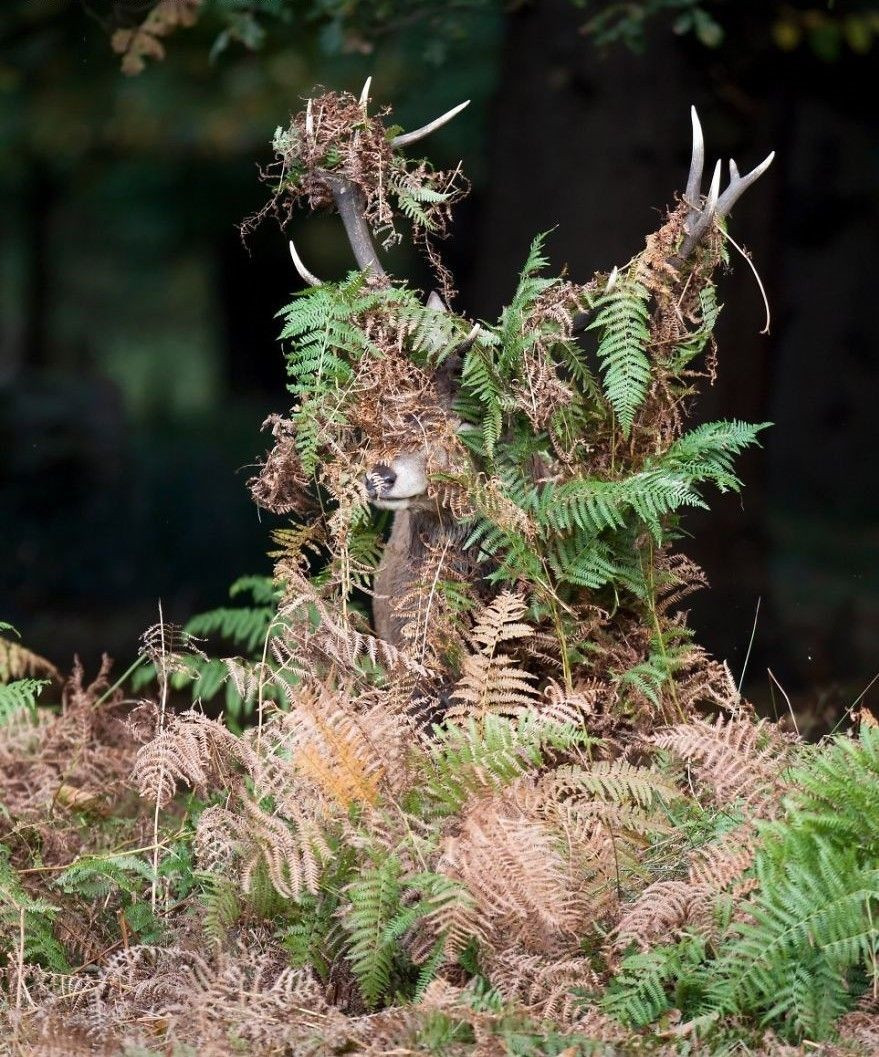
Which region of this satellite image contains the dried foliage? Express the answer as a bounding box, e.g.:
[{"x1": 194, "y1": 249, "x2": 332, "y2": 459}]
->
[{"x1": 111, "y1": 0, "x2": 203, "y2": 76}]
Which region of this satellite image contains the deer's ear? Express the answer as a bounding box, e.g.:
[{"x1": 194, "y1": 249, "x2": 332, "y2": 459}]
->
[
  {"x1": 433, "y1": 322, "x2": 480, "y2": 405},
  {"x1": 433, "y1": 350, "x2": 462, "y2": 407}
]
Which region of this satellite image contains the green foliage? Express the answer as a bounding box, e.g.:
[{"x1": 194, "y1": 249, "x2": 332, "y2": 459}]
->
[
  {"x1": 278, "y1": 274, "x2": 470, "y2": 477},
  {"x1": 424, "y1": 712, "x2": 591, "y2": 813},
  {"x1": 587, "y1": 279, "x2": 652, "y2": 437},
  {"x1": 577, "y1": 0, "x2": 725, "y2": 51},
  {"x1": 0, "y1": 678, "x2": 48, "y2": 724},
  {"x1": 717, "y1": 836, "x2": 878, "y2": 1039},
  {"x1": 0, "y1": 847, "x2": 69, "y2": 972},
  {"x1": 467, "y1": 234, "x2": 558, "y2": 457},
  {"x1": 200, "y1": 874, "x2": 242, "y2": 946},
  {"x1": 601, "y1": 728, "x2": 879, "y2": 1044},
  {"x1": 603, "y1": 934, "x2": 713, "y2": 1026},
  {"x1": 343, "y1": 856, "x2": 405, "y2": 1008},
  {"x1": 132, "y1": 575, "x2": 284, "y2": 723},
  {"x1": 186, "y1": 576, "x2": 280, "y2": 654},
  {"x1": 712, "y1": 727, "x2": 879, "y2": 1040},
  {"x1": 452, "y1": 238, "x2": 765, "y2": 613},
  {"x1": 279, "y1": 273, "x2": 379, "y2": 474},
  {"x1": 56, "y1": 853, "x2": 161, "y2": 942}
]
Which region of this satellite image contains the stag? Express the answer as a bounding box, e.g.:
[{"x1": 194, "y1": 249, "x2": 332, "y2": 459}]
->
[{"x1": 287, "y1": 84, "x2": 774, "y2": 648}]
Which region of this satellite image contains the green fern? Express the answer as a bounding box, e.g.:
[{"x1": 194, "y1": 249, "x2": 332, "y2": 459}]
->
[
  {"x1": 710, "y1": 727, "x2": 879, "y2": 1040},
  {"x1": 605, "y1": 728, "x2": 879, "y2": 1042},
  {"x1": 587, "y1": 278, "x2": 652, "y2": 436},
  {"x1": 461, "y1": 235, "x2": 559, "y2": 459},
  {"x1": 603, "y1": 935, "x2": 713, "y2": 1027},
  {"x1": 199, "y1": 874, "x2": 241, "y2": 946},
  {"x1": 425, "y1": 713, "x2": 594, "y2": 814},
  {"x1": 280, "y1": 273, "x2": 386, "y2": 472},
  {"x1": 658, "y1": 420, "x2": 771, "y2": 494},
  {"x1": 0, "y1": 678, "x2": 48, "y2": 724},
  {"x1": 132, "y1": 576, "x2": 284, "y2": 723},
  {"x1": 715, "y1": 835, "x2": 879, "y2": 1039},
  {"x1": 0, "y1": 848, "x2": 69, "y2": 972},
  {"x1": 391, "y1": 173, "x2": 457, "y2": 233},
  {"x1": 344, "y1": 856, "x2": 405, "y2": 1008}
]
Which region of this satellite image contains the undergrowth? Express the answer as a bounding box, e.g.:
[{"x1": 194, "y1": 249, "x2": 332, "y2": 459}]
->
[{"x1": 3, "y1": 88, "x2": 875, "y2": 1057}]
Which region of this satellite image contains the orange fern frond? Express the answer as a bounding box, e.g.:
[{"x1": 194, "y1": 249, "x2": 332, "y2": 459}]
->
[
  {"x1": 614, "y1": 879, "x2": 714, "y2": 952},
  {"x1": 653, "y1": 714, "x2": 791, "y2": 814},
  {"x1": 447, "y1": 592, "x2": 539, "y2": 723},
  {"x1": 196, "y1": 797, "x2": 332, "y2": 899},
  {"x1": 438, "y1": 793, "x2": 576, "y2": 951},
  {"x1": 132, "y1": 710, "x2": 257, "y2": 807}
]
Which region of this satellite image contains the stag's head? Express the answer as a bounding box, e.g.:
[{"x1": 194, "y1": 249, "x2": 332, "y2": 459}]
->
[{"x1": 285, "y1": 81, "x2": 480, "y2": 516}]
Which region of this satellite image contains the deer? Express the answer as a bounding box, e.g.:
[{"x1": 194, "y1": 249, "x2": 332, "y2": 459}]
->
[{"x1": 285, "y1": 83, "x2": 774, "y2": 650}]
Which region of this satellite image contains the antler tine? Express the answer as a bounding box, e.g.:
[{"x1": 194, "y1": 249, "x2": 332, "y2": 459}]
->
[
  {"x1": 716, "y1": 151, "x2": 775, "y2": 219},
  {"x1": 359, "y1": 76, "x2": 372, "y2": 109},
  {"x1": 289, "y1": 239, "x2": 322, "y2": 286},
  {"x1": 461, "y1": 322, "x2": 481, "y2": 347},
  {"x1": 390, "y1": 99, "x2": 470, "y2": 149},
  {"x1": 685, "y1": 105, "x2": 705, "y2": 224}
]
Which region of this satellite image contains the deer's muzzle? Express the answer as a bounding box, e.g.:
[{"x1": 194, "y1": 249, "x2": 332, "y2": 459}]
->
[{"x1": 364, "y1": 464, "x2": 397, "y2": 501}]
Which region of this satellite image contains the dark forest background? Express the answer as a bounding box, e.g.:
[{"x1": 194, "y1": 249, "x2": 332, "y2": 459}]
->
[{"x1": 2, "y1": 0, "x2": 877, "y2": 728}]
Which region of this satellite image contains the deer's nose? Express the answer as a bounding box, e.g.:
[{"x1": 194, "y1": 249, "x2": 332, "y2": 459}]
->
[{"x1": 364, "y1": 464, "x2": 396, "y2": 499}]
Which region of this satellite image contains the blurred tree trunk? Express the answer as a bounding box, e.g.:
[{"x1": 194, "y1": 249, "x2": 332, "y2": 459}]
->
[{"x1": 22, "y1": 160, "x2": 54, "y2": 370}]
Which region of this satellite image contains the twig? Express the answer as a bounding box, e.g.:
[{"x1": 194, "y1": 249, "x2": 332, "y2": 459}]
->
[
  {"x1": 93, "y1": 652, "x2": 148, "y2": 708},
  {"x1": 717, "y1": 225, "x2": 771, "y2": 335},
  {"x1": 151, "y1": 600, "x2": 168, "y2": 914},
  {"x1": 15, "y1": 908, "x2": 25, "y2": 1010},
  {"x1": 767, "y1": 667, "x2": 799, "y2": 736},
  {"x1": 737, "y1": 595, "x2": 761, "y2": 696},
  {"x1": 850, "y1": 670, "x2": 879, "y2": 714}
]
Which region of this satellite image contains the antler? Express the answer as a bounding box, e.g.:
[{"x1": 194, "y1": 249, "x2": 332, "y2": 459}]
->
[
  {"x1": 390, "y1": 99, "x2": 470, "y2": 149},
  {"x1": 680, "y1": 106, "x2": 774, "y2": 259},
  {"x1": 289, "y1": 239, "x2": 321, "y2": 287},
  {"x1": 290, "y1": 81, "x2": 469, "y2": 286}
]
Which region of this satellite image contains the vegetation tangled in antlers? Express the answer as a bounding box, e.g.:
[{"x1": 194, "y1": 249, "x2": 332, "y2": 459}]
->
[{"x1": 5, "y1": 85, "x2": 879, "y2": 1057}]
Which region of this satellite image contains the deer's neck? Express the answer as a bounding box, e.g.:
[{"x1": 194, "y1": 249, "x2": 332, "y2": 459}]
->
[{"x1": 373, "y1": 507, "x2": 453, "y2": 646}]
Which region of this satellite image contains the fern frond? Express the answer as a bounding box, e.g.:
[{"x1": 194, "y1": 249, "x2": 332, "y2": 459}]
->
[
  {"x1": 438, "y1": 794, "x2": 577, "y2": 943},
  {"x1": 654, "y1": 715, "x2": 790, "y2": 814},
  {"x1": 716, "y1": 836, "x2": 879, "y2": 1040},
  {"x1": 426, "y1": 711, "x2": 587, "y2": 814},
  {"x1": 587, "y1": 278, "x2": 652, "y2": 436},
  {"x1": 545, "y1": 761, "x2": 680, "y2": 811},
  {"x1": 659, "y1": 419, "x2": 770, "y2": 493},
  {"x1": 447, "y1": 593, "x2": 539, "y2": 723},
  {"x1": 56, "y1": 853, "x2": 154, "y2": 900},
  {"x1": 343, "y1": 856, "x2": 404, "y2": 1008},
  {"x1": 0, "y1": 677, "x2": 49, "y2": 724},
  {"x1": 0, "y1": 848, "x2": 69, "y2": 972},
  {"x1": 0, "y1": 635, "x2": 58, "y2": 683}
]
